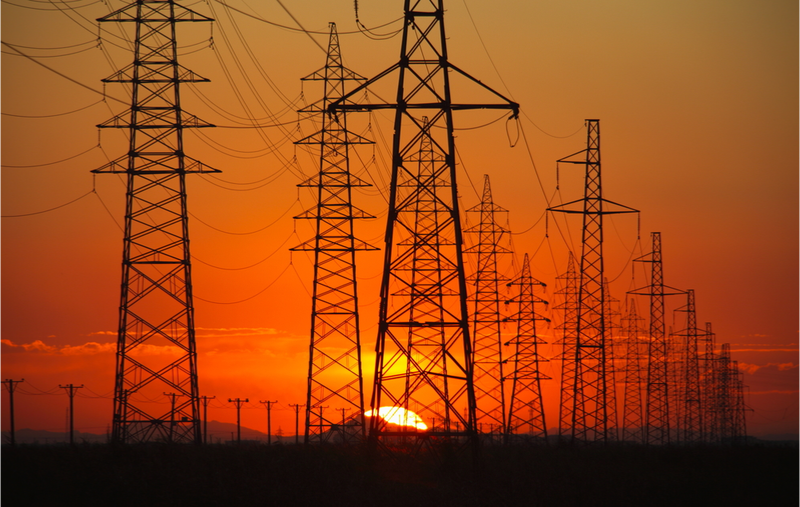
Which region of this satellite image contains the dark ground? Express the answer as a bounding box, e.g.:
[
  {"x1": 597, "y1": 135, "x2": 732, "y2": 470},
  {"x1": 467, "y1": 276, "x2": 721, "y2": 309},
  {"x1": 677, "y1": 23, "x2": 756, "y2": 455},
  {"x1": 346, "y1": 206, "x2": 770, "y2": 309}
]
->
[{"x1": 2, "y1": 442, "x2": 797, "y2": 506}]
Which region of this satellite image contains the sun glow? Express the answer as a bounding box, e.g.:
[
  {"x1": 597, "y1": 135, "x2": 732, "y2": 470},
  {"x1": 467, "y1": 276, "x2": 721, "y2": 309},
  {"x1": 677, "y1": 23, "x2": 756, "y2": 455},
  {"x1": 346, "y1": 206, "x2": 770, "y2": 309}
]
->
[{"x1": 365, "y1": 406, "x2": 429, "y2": 431}]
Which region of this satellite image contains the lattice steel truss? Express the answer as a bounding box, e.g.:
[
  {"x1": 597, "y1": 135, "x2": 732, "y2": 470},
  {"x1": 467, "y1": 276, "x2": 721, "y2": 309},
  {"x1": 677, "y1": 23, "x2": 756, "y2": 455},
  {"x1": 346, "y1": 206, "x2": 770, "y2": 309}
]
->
[
  {"x1": 292, "y1": 23, "x2": 376, "y2": 445},
  {"x1": 673, "y1": 289, "x2": 703, "y2": 443},
  {"x1": 504, "y1": 254, "x2": 550, "y2": 442},
  {"x1": 630, "y1": 232, "x2": 685, "y2": 445},
  {"x1": 714, "y1": 343, "x2": 748, "y2": 444},
  {"x1": 603, "y1": 279, "x2": 621, "y2": 441},
  {"x1": 554, "y1": 253, "x2": 579, "y2": 438},
  {"x1": 620, "y1": 298, "x2": 646, "y2": 443},
  {"x1": 548, "y1": 120, "x2": 638, "y2": 443},
  {"x1": 701, "y1": 322, "x2": 718, "y2": 442},
  {"x1": 94, "y1": 0, "x2": 216, "y2": 444},
  {"x1": 464, "y1": 175, "x2": 511, "y2": 438},
  {"x1": 330, "y1": 0, "x2": 518, "y2": 450}
]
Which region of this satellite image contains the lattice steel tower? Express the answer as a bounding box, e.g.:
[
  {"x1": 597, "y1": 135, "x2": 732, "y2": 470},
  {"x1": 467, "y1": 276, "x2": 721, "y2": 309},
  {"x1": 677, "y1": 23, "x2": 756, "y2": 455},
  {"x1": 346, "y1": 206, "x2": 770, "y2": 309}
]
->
[
  {"x1": 330, "y1": 0, "x2": 518, "y2": 448},
  {"x1": 464, "y1": 175, "x2": 511, "y2": 437},
  {"x1": 555, "y1": 253, "x2": 579, "y2": 438},
  {"x1": 701, "y1": 322, "x2": 718, "y2": 442},
  {"x1": 620, "y1": 298, "x2": 646, "y2": 443},
  {"x1": 94, "y1": 0, "x2": 216, "y2": 444},
  {"x1": 548, "y1": 120, "x2": 638, "y2": 443},
  {"x1": 292, "y1": 23, "x2": 376, "y2": 445},
  {"x1": 630, "y1": 232, "x2": 685, "y2": 445},
  {"x1": 504, "y1": 254, "x2": 550, "y2": 442},
  {"x1": 674, "y1": 289, "x2": 703, "y2": 443}
]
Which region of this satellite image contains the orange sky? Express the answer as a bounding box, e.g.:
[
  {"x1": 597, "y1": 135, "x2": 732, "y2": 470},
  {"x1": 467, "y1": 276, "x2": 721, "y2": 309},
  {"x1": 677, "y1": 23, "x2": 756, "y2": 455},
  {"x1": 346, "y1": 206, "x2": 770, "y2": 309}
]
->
[{"x1": 2, "y1": 0, "x2": 797, "y2": 438}]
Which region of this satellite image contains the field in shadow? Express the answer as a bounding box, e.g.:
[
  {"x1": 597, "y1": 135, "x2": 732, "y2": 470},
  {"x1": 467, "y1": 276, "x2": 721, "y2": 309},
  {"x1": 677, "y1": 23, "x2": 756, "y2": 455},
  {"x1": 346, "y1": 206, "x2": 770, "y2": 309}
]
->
[{"x1": 2, "y1": 441, "x2": 796, "y2": 506}]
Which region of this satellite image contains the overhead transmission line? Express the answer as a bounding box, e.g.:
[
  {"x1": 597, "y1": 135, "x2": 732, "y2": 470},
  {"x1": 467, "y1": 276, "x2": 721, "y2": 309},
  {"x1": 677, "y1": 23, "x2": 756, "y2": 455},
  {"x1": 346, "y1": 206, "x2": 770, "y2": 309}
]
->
[{"x1": 1, "y1": 42, "x2": 127, "y2": 105}]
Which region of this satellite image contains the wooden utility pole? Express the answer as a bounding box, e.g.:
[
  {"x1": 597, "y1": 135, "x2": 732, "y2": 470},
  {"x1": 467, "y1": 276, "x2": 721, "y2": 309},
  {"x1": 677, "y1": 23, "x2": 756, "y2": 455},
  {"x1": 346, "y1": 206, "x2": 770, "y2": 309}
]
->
[
  {"x1": 228, "y1": 398, "x2": 248, "y2": 443},
  {"x1": 200, "y1": 395, "x2": 215, "y2": 444},
  {"x1": 163, "y1": 392, "x2": 183, "y2": 443},
  {"x1": 2, "y1": 379, "x2": 24, "y2": 446},
  {"x1": 289, "y1": 403, "x2": 304, "y2": 444},
  {"x1": 338, "y1": 407, "x2": 350, "y2": 444},
  {"x1": 59, "y1": 384, "x2": 84, "y2": 445},
  {"x1": 259, "y1": 400, "x2": 278, "y2": 445}
]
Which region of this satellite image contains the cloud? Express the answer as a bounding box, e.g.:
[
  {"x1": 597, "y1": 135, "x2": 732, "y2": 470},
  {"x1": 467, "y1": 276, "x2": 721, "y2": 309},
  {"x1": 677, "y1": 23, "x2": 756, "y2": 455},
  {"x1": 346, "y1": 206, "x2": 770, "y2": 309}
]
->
[
  {"x1": 87, "y1": 331, "x2": 117, "y2": 337},
  {"x1": 737, "y1": 362, "x2": 798, "y2": 374},
  {"x1": 1, "y1": 339, "x2": 57, "y2": 353},
  {"x1": 60, "y1": 342, "x2": 116, "y2": 355},
  {"x1": 1, "y1": 338, "x2": 177, "y2": 357}
]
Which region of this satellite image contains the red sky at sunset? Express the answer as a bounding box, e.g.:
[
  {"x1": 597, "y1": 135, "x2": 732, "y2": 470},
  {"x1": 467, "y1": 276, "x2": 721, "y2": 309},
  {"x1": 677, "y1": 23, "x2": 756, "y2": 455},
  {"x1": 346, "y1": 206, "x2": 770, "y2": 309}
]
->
[{"x1": 2, "y1": 0, "x2": 797, "y2": 439}]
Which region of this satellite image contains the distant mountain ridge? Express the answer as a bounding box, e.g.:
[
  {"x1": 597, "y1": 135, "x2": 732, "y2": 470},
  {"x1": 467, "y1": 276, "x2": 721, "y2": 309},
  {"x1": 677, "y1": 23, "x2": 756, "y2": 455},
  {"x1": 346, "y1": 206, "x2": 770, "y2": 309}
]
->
[{"x1": 2, "y1": 420, "x2": 293, "y2": 445}]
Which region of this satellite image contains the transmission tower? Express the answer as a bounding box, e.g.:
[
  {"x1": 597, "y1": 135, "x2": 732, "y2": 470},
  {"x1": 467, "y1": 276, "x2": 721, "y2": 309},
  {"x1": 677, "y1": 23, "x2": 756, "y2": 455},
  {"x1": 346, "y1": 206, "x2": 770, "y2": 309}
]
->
[
  {"x1": 291, "y1": 23, "x2": 376, "y2": 445},
  {"x1": 715, "y1": 343, "x2": 736, "y2": 442},
  {"x1": 603, "y1": 279, "x2": 621, "y2": 441},
  {"x1": 464, "y1": 174, "x2": 512, "y2": 440},
  {"x1": 93, "y1": 0, "x2": 216, "y2": 444},
  {"x1": 547, "y1": 120, "x2": 638, "y2": 443},
  {"x1": 329, "y1": 0, "x2": 518, "y2": 451},
  {"x1": 620, "y1": 298, "x2": 646, "y2": 443},
  {"x1": 554, "y1": 253, "x2": 579, "y2": 439},
  {"x1": 731, "y1": 360, "x2": 748, "y2": 443},
  {"x1": 629, "y1": 232, "x2": 685, "y2": 445},
  {"x1": 504, "y1": 253, "x2": 550, "y2": 442},
  {"x1": 701, "y1": 322, "x2": 718, "y2": 442},
  {"x1": 674, "y1": 289, "x2": 703, "y2": 443}
]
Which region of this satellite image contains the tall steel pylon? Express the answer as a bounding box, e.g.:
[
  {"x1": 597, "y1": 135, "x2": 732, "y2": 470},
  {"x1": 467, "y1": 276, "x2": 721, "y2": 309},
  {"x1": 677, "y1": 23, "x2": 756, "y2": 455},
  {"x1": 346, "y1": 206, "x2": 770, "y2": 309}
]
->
[
  {"x1": 464, "y1": 175, "x2": 511, "y2": 438},
  {"x1": 629, "y1": 232, "x2": 685, "y2": 445},
  {"x1": 292, "y1": 23, "x2": 376, "y2": 445},
  {"x1": 504, "y1": 254, "x2": 550, "y2": 442},
  {"x1": 548, "y1": 120, "x2": 638, "y2": 443},
  {"x1": 701, "y1": 322, "x2": 718, "y2": 442},
  {"x1": 555, "y1": 253, "x2": 579, "y2": 438},
  {"x1": 620, "y1": 298, "x2": 646, "y2": 443},
  {"x1": 715, "y1": 343, "x2": 748, "y2": 444},
  {"x1": 93, "y1": 0, "x2": 216, "y2": 444},
  {"x1": 603, "y1": 279, "x2": 621, "y2": 441},
  {"x1": 674, "y1": 289, "x2": 703, "y2": 443},
  {"x1": 330, "y1": 0, "x2": 518, "y2": 449}
]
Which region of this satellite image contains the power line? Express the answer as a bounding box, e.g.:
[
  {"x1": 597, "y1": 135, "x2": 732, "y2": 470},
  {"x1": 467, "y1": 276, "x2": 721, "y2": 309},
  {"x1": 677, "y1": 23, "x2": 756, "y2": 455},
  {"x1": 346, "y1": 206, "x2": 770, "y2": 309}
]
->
[
  {"x1": 1, "y1": 42, "x2": 127, "y2": 105},
  {"x1": 1, "y1": 144, "x2": 99, "y2": 168},
  {"x1": 2, "y1": 98, "x2": 103, "y2": 118},
  {"x1": 2, "y1": 188, "x2": 94, "y2": 218}
]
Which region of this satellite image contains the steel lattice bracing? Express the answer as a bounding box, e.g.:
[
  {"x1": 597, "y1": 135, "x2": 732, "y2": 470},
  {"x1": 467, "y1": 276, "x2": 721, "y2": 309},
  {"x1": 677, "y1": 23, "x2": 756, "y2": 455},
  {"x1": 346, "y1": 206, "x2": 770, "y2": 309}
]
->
[
  {"x1": 464, "y1": 175, "x2": 511, "y2": 438},
  {"x1": 504, "y1": 254, "x2": 550, "y2": 442},
  {"x1": 291, "y1": 23, "x2": 377, "y2": 445},
  {"x1": 548, "y1": 120, "x2": 638, "y2": 443},
  {"x1": 674, "y1": 289, "x2": 703, "y2": 443},
  {"x1": 554, "y1": 253, "x2": 579, "y2": 438},
  {"x1": 93, "y1": 0, "x2": 217, "y2": 444},
  {"x1": 731, "y1": 361, "x2": 748, "y2": 443},
  {"x1": 620, "y1": 298, "x2": 646, "y2": 443},
  {"x1": 701, "y1": 322, "x2": 718, "y2": 442},
  {"x1": 329, "y1": 0, "x2": 518, "y2": 450},
  {"x1": 715, "y1": 344, "x2": 748, "y2": 444},
  {"x1": 629, "y1": 232, "x2": 685, "y2": 445},
  {"x1": 715, "y1": 343, "x2": 736, "y2": 442},
  {"x1": 602, "y1": 279, "x2": 621, "y2": 441}
]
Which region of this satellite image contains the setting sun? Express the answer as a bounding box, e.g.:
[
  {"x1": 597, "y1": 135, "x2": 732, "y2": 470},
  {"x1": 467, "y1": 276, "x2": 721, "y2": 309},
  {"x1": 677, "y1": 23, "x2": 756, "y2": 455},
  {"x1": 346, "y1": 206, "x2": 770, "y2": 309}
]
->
[{"x1": 365, "y1": 407, "x2": 429, "y2": 431}]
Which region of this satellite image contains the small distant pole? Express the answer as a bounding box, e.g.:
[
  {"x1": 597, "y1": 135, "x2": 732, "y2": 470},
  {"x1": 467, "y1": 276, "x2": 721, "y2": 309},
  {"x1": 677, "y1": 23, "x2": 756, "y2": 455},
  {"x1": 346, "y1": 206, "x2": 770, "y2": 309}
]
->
[
  {"x1": 338, "y1": 407, "x2": 350, "y2": 444},
  {"x1": 259, "y1": 400, "x2": 278, "y2": 445},
  {"x1": 200, "y1": 396, "x2": 216, "y2": 444},
  {"x1": 289, "y1": 403, "x2": 305, "y2": 444},
  {"x1": 163, "y1": 392, "x2": 182, "y2": 443},
  {"x1": 3, "y1": 379, "x2": 24, "y2": 446},
  {"x1": 228, "y1": 398, "x2": 248, "y2": 443},
  {"x1": 59, "y1": 384, "x2": 84, "y2": 445}
]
